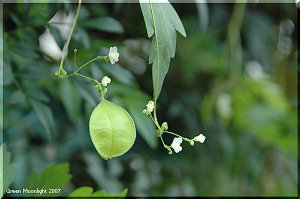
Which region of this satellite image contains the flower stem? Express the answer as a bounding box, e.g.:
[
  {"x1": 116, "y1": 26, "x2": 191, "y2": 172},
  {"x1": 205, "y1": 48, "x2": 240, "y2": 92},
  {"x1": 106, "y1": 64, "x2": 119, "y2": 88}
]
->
[
  {"x1": 60, "y1": 56, "x2": 105, "y2": 78},
  {"x1": 160, "y1": 135, "x2": 172, "y2": 154},
  {"x1": 74, "y1": 49, "x2": 78, "y2": 72},
  {"x1": 164, "y1": 131, "x2": 191, "y2": 142},
  {"x1": 59, "y1": 0, "x2": 82, "y2": 72},
  {"x1": 75, "y1": 56, "x2": 104, "y2": 74},
  {"x1": 76, "y1": 72, "x2": 97, "y2": 82}
]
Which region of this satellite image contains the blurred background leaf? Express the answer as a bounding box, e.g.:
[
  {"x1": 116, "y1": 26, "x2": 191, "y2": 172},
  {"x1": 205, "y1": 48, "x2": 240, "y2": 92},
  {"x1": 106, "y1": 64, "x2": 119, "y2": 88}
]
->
[
  {"x1": 80, "y1": 17, "x2": 124, "y2": 34},
  {"x1": 68, "y1": 186, "x2": 127, "y2": 197},
  {"x1": 25, "y1": 163, "x2": 71, "y2": 197},
  {"x1": 0, "y1": 144, "x2": 15, "y2": 198}
]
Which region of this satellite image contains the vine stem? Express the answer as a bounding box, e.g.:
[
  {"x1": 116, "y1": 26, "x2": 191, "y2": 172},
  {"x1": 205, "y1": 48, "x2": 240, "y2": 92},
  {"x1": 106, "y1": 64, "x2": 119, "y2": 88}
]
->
[
  {"x1": 149, "y1": 114, "x2": 160, "y2": 129},
  {"x1": 76, "y1": 72, "x2": 97, "y2": 82},
  {"x1": 75, "y1": 72, "x2": 105, "y2": 98},
  {"x1": 59, "y1": 0, "x2": 82, "y2": 72},
  {"x1": 164, "y1": 131, "x2": 191, "y2": 142},
  {"x1": 75, "y1": 56, "x2": 106, "y2": 73},
  {"x1": 55, "y1": 0, "x2": 107, "y2": 99},
  {"x1": 153, "y1": 101, "x2": 160, "y2": 128},
  {"x1": 160, "y1": 136, "x2": 169, "y2": 148},
  {"x1": 62, "y1": 56, "x2": 106, "y2": 78},
  {"x1": 73, "y1": 49, "x2": 77, "y2": 72}
]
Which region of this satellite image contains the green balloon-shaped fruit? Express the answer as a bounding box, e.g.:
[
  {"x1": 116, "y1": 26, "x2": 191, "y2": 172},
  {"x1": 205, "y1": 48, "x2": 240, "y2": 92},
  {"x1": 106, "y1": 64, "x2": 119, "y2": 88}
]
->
[{"x1": 89, "y1": 99, "x2": 136, "y2": 160}]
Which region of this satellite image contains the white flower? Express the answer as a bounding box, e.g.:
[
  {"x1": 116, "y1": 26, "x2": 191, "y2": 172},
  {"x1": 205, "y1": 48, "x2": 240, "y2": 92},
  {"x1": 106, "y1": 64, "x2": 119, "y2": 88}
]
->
[
  {"x1": 171, "y1": 137, "x2": 183, "y2": 153},
  {"x1": 101, "y1": 76, "x2": 111, "y2": 86},
  {"x1": 146, "y1": 101, "x2": 155, "y2": 113},
  {"x1": 108, "y1": 46, "x2": 119, "y2": 64},
  {"x1": 193, "y1": 134, "x2": 206, "y2": 143}
]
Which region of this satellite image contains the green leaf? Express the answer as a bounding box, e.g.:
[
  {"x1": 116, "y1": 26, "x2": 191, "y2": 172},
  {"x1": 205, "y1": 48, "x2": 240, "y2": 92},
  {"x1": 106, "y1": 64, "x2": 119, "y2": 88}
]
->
[
  {"x1": 9, "y1": 90, "x2": 26, "y2": 104},
  {"x1": 68, "y1": 186, "x2": 93, "y2": 197},
  {"x1": 10, "y1": 12, "x2": 21, "y2": 26},
  {"x1": 68, "y1": 187, "x2": 127, "y2": 197},
  {"x1": 49, "y1": 25, "x2": 65, "y2": 49},
  {"x1": 2, "y1": 61, "x2": 13, "y2": 86},
  {"x1": 59, "y1": 79, "x2": 82, "y2": 123},
  {"x1": 0, "y1": 144, "x2": 15, "y2": 198},
  {"x1": 82, "y1": 17, "x2": 124, "y2": 34},
  {"x1": 101, "y1": 63, "x2": 136, "y2": 86},
  {"x1": 25, "y1": 163, "x2": 71, "y2": 197},
  {"x1": 108, "y1": 83, "x2": 157, "y2": 148},
  {"x1": 126, "y1": 98, "x2": 157, "y2": 149},
  {"x1": 30, "y1": 98, "x2": 55, "y2": 141},
  {"x1": 10, "y1": 41, "x2": 39, "y2": 59},
  {"x1": 73, "y1": 80, "x2": 97, "y2": 107},
  {"x1": 95, "y1": 188, "x2": 127, "y2": 197},
  {"x1": 28, "y1": 90, "x2": 50, "y2": 103},
  {"x1": 140, "y1": 0, "x2": 186, "y2": 100},
  {"x1": 76, "y1": 27, "x2": 90, "y2": 50}
]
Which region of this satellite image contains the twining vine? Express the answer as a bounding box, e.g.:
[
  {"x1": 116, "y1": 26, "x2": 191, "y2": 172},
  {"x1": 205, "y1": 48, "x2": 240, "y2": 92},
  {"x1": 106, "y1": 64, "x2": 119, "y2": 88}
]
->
[{"x1": 54, "y1": 0, "x2": 206, "y2": 159}]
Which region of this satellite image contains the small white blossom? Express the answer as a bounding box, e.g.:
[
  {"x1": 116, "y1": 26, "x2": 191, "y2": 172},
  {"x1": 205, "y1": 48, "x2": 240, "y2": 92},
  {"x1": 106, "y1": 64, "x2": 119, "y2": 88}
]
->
[
  {"x1": 101, "y1": 76, "x2": 111, "y2": 86},
  {"x1": 108, "y1": 46, "x2": 119, "y2": 64},
  {"x1": 171, "y1": 137, "x2": 183, "y2": 153},
  {"x1": 193, "y1": 134, "x2": 206, "y2": 143},
  {"x1": 146, "y1": 101, "x2": 155, "y2": 113}
]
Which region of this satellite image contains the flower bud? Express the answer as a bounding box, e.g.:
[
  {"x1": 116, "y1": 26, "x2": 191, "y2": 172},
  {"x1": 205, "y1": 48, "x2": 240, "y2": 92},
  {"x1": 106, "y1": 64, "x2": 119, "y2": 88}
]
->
[
  {"x1": 193, "y1": 134, "x2": 206, "y2": 143},
  {"x1": 155, "y1": 129, "x2": 162, "y2": 137},
  {"x1": 53, "y1": 71, "x2": 60, "y2": 77},
  {"x1": 161, "y1": 122, "x2": 168, "y2": 130},
  {"x1": 59, "y1": 68, "x2": 67, "y2": 76},
  {"x1": 189, "y1": 140, "x2": 194, "y2": 146}
]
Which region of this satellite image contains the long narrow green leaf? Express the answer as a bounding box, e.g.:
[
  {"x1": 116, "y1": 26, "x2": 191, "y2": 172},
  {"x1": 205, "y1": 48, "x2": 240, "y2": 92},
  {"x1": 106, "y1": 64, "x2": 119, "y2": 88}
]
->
[
  {"x1": 81, "y1": 17, "x2": 124, "y2": 34},
  {"x1": 140, "y1": 0, "x2": 186, "y2": 100}
]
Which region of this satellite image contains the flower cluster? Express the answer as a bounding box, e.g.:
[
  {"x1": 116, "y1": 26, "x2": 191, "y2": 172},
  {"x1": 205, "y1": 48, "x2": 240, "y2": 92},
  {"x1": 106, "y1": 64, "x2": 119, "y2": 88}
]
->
[
  {"x1": 170, "y1": 133, "x2": 206, "y2": 154},
  {"x1": 93, "y1": 46, "x2": 119, "y2": 97},
  {"x1": 142, "y1": 100, "x2": 155, "y2": 115},
  {"x1": 142, "y1": 100, "x2": 206, "y2": 154}
]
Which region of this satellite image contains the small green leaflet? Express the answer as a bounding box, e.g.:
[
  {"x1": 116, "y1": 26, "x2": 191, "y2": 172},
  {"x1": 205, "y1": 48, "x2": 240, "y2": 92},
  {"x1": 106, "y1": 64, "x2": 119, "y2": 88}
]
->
[
  {"x1": 68, "y1": 186, "x2": 127, "y2": 198},
  {"x1": 139, "y1": 0, "x2": 186, "y2": 100},
  {"x1": 0, "y1": 144, "x2": 15, "y2": 198},
  {"x1": 25, "y1": 163, "x2": 71, "y2": 197}
]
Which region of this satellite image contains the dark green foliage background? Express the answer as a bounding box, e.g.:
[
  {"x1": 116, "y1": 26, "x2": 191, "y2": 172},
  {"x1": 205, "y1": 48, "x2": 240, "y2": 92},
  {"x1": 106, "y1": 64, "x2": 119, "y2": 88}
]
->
[{"x1": 2, "y1": 2, "x2": 298, "y2": 197}]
